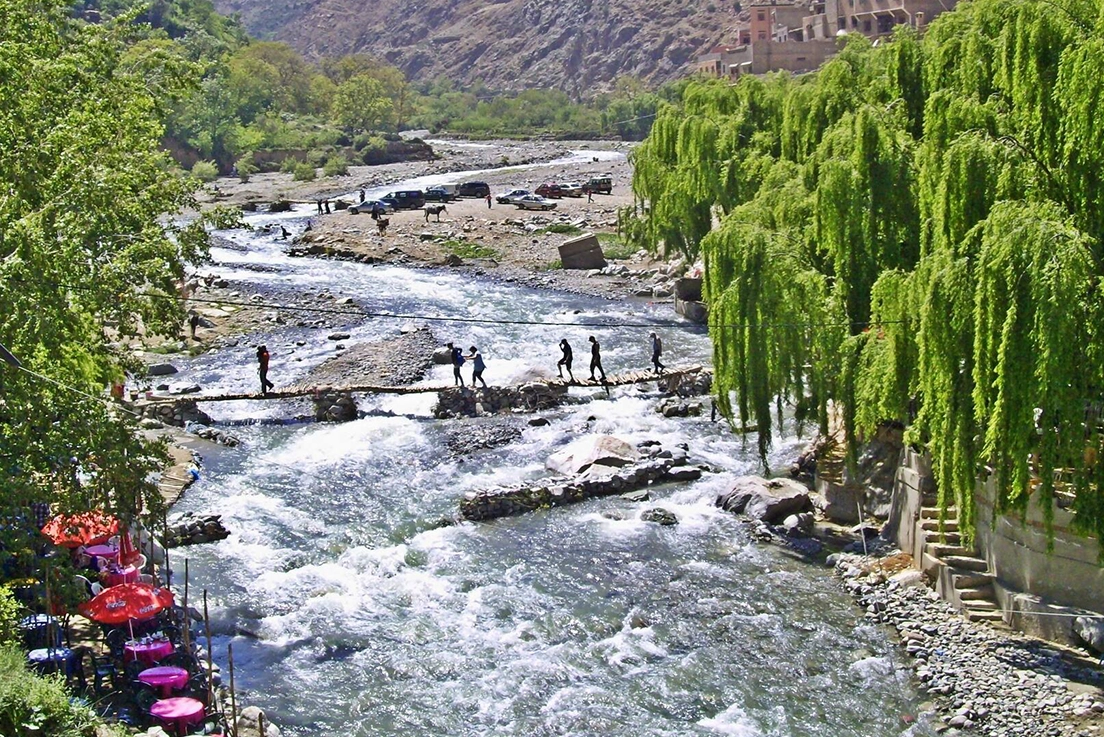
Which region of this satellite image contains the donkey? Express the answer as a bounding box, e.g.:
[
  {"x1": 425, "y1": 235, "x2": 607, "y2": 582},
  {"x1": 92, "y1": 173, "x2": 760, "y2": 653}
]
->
[
  {"x1": 423, "y1": 204, "x2": 448, "y2": 222},
  {"x1": 376, "y1": 217, "x2": 389, "y2": 236}
]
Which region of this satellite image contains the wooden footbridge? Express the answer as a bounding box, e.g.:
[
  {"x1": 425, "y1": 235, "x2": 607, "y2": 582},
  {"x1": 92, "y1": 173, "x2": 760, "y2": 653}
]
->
[{"x1": 169, "y1": 365, "x2": 710, "y2": 403}]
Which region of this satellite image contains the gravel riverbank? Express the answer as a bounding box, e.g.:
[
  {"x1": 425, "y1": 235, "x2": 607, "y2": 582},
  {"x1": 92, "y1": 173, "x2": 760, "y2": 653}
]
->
[{"x1": 834, "y1": 552, "x2": 1104, "y2": 737}]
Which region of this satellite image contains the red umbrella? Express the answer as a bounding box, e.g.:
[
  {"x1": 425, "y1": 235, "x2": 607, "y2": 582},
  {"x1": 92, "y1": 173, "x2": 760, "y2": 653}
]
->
[
  {"x1": 42, "y1": 512, "x2": 119, "y2": 548},
  {"x1": 78, "y1": 582, "x2": 175, "y2": 625}
]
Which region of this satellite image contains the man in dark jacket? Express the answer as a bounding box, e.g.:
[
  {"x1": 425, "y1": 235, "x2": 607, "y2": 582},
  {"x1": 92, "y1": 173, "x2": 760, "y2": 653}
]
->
[
  {"x1": 557, "y1": 339, "x2": 575, "y2": 382},
  {"x1": 588, "y1": 335, "x2": 606, "y2": 382}
]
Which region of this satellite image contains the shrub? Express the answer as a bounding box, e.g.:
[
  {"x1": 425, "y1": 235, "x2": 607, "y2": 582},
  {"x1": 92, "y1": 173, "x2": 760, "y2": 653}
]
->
[
  {"x1": 0, "y1": 587, "x2": 20, "y2": 648},
  {"x1": 190, "y1": 160, "x2": 218, "y2": 183},
  {"x1": 292, "y1": 162, "x2": 317, "y2": 181},
  {"x1": 280, "y1": 157, "x2": 299, "y2": 174},
  {"x1": 0, "y1": 645, "x2": 100, "y2": 737},
  {"x1": 539, "y1": 223, "x2": 583, "y2": 236},
  {"x1": 596, "y1": 232, "x2": 636, "y2": 259},
  {"x1": 322, "y1": 156, "x2": 349, "y2": 177},
  {"x1": 443, "y1": 239, "x2": 497, "y2": 259},
  {"x1": 235, "y1": 152, "x2": 257, "y2": 183}
]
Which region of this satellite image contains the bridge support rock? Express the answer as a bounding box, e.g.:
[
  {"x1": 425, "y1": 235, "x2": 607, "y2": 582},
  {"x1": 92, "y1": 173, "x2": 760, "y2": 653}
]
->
[
  {"x1": 434, "y1": 382, "x2": 568, "y2": 419},
  {"x1": 139, "y1": 399, "x2": 212, "y2": 428},
  {"x1": 313, "y1": 391, "x2": 358, "y2": 422}
]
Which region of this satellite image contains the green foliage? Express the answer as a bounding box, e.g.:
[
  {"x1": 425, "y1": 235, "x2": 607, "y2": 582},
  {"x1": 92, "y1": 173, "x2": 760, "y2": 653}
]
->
[
  {"x1": 634, "y1": 0, "x2": 1104, "y2": 549},
  {"x1": 322, "y1": 156, "x2": 349, "y2": 177},
  {"x1": 0, "y1": 589, "x2": 20, "y2": 649},
  {"x1": 291, "y1": 162, "x2": 317, "y2": 181},
  {"x1": 1, "y1": 0, "x2": 209, "y2": 576},
  {"x1": 235, "y1": 151, "x2": 257, "y2": 182},
  {"x1": 333, "y1": 74, "x2": 393, "y2": 133},
  {"x1": 596, "y1": 232, "x2": 636, "y2": 260},
  {"x1": 190, "y1": 160, "x2": 219, "y2": 182},
  {"x1": 444, "y1": 239, "x2": 498, "y2": 259},
  {"x1": 0, "y1": 645, "x2": 99, "y2": 737}
]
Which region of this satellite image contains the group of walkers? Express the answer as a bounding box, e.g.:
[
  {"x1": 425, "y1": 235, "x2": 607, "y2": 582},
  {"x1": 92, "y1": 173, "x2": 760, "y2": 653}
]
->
[{"x1": 253, "y1": 334, "x2": 667, "y2": 395}]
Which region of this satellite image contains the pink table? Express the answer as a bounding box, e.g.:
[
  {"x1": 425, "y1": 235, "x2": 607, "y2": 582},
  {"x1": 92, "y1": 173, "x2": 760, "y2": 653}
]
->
[
  {"x1": 138, "y1": 666, "x2": 189, "y2": 697},
  {"x1": 102, "y1": 566, "x2": 139, "y2": 587},
  {"x1": 124, "y1": 638, "x2": 174, "y2": 665},
  {"x1": 149, "y1": 696, "x2": 205, "y2": 736},
  {"x1": 84, "y1": 544, "x2": 118, "y2": 565}
]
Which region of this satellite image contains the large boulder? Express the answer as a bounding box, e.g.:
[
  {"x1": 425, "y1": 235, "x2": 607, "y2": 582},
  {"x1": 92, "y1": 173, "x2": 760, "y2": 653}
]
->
[
  {"x1": 236, "y1": 706, "x2": 280, "y2": 737},
  {"x1": 546, "y1": 435, "x2": 639, "y2": 476},
  {"x1": 1074, "y1": 616, "x2": 1104, "y2": 653},
  {"x1": 147, "y1": 363, "x2": 178, "y2": 377},
  {"x1": 716, "y1": 475, "x2": 813, "y2": 525}
]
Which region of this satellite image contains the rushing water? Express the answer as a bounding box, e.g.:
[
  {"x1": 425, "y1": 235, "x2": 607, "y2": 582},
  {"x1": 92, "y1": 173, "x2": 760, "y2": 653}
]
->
[{"x1": 167, "y1": 151, "x2": 932, "y2": 737}]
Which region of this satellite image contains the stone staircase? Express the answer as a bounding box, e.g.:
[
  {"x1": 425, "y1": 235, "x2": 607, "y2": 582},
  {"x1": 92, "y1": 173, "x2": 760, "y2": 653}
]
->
[{"x1": 918, "y1": 499, "x2": 1005, "y2": 625}]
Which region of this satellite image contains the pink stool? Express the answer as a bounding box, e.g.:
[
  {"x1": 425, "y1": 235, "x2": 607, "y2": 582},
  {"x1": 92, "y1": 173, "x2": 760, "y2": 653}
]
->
[
  {"x1": 149, "y1": 696, "x2": 206, "y2": 736},
  {"x1": 138, "y1": 665, "x2": 189, "y2": 697}
]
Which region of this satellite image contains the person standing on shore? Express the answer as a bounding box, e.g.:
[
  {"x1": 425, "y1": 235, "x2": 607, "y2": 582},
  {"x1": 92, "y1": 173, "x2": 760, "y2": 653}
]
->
[
  {"x1": 486, "y1": 193, "x2": 492, "y2": 209},
  {"x1": 359, "y1": 189, "x2": 366, "y2": 203},
  {"x1": 447, "y1": 342, "x2": 465, "y2": 386},
  {"x1": 650, "y1": 332, "x2": 665, "y2": 373},
  {"x1": 557, "y1": 339, "x2": 574, "y2": 382},
  {"x1": 316, "y1": 199, "x2": 323, "y2": 215},
  {"x1": 588, "y1": 335, "x2": 606, "y2": 382},
  {"x1": 468, "y1": 346, "x2": 488, "y2": 388},
  {"x1": 257, "y1": 345, "x2": 275, "y2": 396},
  {"x1": 188, "y1": 310, "x2": 200, "y2": 340}
]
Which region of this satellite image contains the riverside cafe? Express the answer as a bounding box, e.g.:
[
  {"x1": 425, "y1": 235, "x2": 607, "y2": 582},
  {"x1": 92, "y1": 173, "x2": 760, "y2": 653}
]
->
[{"x1": 8, "y1": 510, "x2": 224, "y2": 734}]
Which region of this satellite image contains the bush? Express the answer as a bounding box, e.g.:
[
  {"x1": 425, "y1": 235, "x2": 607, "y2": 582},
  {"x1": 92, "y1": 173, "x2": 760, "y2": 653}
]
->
[
  {"x1": 292, "y1": 162, "x2": 317, "y2": 181},
  {"x1": 280, "y1": 157, "x2": 299, "y2": 174},
  {"x1": 322, "y1": 156, "x2": 349, "y2": 177},
  {"x1": 539, "y1": 223, "x2": 583, "y2": 236},
  {"x1": 0, "y1": 645, "x2": 100, "y2": 737},
  {"x1": 0, "y1": 588, "x2": 20, "y2": 648},
  {"x1": 190, "y1": 160, "x2": 218, "y2": 183},
  {"x1": 235, "y1": 152, "x2": 257, "y2": 183}
]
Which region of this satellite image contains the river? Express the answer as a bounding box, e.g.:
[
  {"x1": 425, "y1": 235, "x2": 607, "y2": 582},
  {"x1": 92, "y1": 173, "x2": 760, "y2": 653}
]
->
[{"x1": 167, "y1": 151, "x2": 932, "y2": 737}]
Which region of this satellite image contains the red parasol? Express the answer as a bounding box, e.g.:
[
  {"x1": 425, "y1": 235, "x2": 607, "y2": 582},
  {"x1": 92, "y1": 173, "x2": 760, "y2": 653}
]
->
[
  {"x1": 78, "y1": 582, "x2": 175, "y2": 625},
  {"x1": 42, "y1": 512, "x2": 119, "y2": 548},
  {"x1": 118, "y1": 529, "x2": 141, "y2": 565}
]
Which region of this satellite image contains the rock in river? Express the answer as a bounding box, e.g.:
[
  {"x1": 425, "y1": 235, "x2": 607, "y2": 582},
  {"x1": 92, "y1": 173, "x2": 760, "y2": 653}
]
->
[
  {"x1": 546, "y1": 434, "x2": 640, "y2": 475},
  {"x1": 715, "y1": 475, "x2": 813, "y2": 525}
]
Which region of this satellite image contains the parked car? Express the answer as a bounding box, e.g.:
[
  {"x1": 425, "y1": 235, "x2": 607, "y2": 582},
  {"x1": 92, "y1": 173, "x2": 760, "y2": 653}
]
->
[
  {"x1": 496, "y1": 189, "x2": 531, "y2": 205},
  {"x1": 457, "y1": 181, "x2": 491, "y2": 198},
  {"x1": 582, "y1": 176, "x2": 613, "y2": 195},
  {"x1": 348, "y1": 199, "x2": 394, "y2": 215},
  {"x1": 424, "y1": 186, "x2": 456, "y2": 202},
  {"x1": 559, "y1": 182, "x2": 584, "y2": 198},
  {"x1": 379, "y1": 190, "x2": 425, "y2": 210},
  {"x1": 514, "y1": 195, "x2": 557, "y2": 211},
  {"x1": 535, "y1": 183, "x2": 564, "y2": 199}
]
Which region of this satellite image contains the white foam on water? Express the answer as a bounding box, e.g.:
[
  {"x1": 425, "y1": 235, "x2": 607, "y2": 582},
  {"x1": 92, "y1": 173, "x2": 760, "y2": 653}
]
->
[{"x1": 698, "y1": 703, "x2": 764, "y2": 736}]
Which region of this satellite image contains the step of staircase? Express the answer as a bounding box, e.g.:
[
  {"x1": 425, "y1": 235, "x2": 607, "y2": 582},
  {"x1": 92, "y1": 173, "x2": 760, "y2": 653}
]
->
[
  {"x1": 941, "y1": 555, "x2": 989, "y2": 572},
  {"x1": 920, "y1": 518, "x2": 960, "y2": 533},
  {"x1": 952, "y1": 571, "x2": 994, "y2": 589},
  {"x1": 919, "y1": 506, "x2": 943, "y2": 520},
  {"x1": 926, "y1": 543, "x2": 971, "y2": 558},
  {"x1": 965, "y1": 609, "x2": 1005, "y2": 623},
  {"x1": 962, "y1": 591, "x2": 998, "y2": 609},
  {"x1": 922, "y1": 529, "x2": 963, "y2": 545}
]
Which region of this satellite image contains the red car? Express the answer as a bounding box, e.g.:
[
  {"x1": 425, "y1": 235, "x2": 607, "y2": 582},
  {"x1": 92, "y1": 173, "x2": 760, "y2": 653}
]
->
[{"x1": 535, "y1": 183, "x2": 564, "y2": 199}]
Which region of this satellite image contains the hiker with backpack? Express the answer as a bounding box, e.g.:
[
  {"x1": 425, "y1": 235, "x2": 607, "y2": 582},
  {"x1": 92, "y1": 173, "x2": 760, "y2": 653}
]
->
[{"x1": 447, "y1": 342, "x2": 465, "y2": 386}]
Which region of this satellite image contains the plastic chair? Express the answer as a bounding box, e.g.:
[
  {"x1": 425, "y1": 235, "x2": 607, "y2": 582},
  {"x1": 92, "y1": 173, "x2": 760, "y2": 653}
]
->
[
  {"x1": 138, "y1": 574, "x2": 155, "y2": 585},
  {"x1": 90, "y1": 582, "x2": 104, "y2": 596},
  {"x1": 90, "y1": 653, "x2": 118, "y2": 695},
  {"x1": 105, "y1": 629, "x2": 128, "y2": 658}
]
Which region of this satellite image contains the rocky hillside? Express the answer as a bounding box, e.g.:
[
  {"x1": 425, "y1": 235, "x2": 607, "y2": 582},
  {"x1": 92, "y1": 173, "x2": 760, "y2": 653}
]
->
[{"x1": 213, "y1": 0, "x2": 741, "y2": 94}]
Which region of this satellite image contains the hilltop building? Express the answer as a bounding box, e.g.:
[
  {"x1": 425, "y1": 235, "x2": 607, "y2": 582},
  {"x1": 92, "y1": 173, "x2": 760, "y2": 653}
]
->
[{"x1": 697, "y1": 0, "x2": 958, "y2": 78}]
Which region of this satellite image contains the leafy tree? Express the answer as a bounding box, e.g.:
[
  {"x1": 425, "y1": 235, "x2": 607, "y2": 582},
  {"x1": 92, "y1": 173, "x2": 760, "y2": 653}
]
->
[
  {"x1": 333, "y1": 74, "x2": 393, "y2": 133},
  {"x1": 0, "y1": 0, "x2": 212, "y2": 580}
]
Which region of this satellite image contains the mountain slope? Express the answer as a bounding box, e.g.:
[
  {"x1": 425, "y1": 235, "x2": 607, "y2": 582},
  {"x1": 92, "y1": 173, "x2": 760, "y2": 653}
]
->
[{"x1": 213, "y1": 0, "x2": 739, "y2": 94}]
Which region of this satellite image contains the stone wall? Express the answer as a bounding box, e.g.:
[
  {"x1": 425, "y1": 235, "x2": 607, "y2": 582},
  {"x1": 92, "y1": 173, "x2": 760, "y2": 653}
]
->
[
  {"x1": 434, "y1": 382, "x2": 568, "y2": 419},
  {"x1": 139, "y1": 399, "x2": 212, "y2": 428},
  {"x1": 459, "y1": 448, "x2": 702, "y2": 521},
  {"x1": 887, "y1": 447, "x2": 1104, "y2": 645},
  {"x1": 974, "y1": 476, "x2": 1104, "y2": 634}
]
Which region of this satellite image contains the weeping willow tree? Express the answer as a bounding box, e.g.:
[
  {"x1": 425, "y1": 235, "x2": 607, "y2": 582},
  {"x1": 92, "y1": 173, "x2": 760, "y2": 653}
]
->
[{"x1": 629, "y1": 0, "x2": 1104, "y2": 550}]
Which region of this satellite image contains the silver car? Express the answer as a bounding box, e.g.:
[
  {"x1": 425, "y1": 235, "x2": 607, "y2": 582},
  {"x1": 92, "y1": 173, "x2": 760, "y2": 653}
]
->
[
  {"x1": 496, "y1": 188, "x2": 531, "y2": 204},
  {"x1": 514, "y1": 195, "x2": 557, "y2": 211},
  {"x1": 348, "y1": 199, "x2": 393, "y2": 215}
]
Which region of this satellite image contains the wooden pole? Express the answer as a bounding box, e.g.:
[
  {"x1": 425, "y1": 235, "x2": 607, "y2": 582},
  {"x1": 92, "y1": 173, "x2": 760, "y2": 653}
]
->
[
  {"x1": 163, "y1": 509, "x2": 170, "y2": 588},
  {"x1": 228, "y1": 641, "x2": 239, "y2": 737},
  {"x1": 257, "y1": 711, "x2": 266, "y2": 737},
  {"x1": 183, "y1": 558, "x2": 190, "y2": 652},
  {"x1": 203, "y1": 590, "x2": 214, "y2": 709}
]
